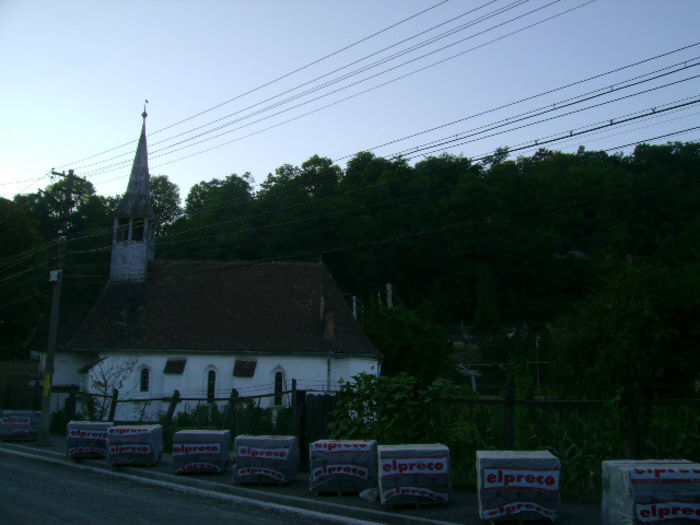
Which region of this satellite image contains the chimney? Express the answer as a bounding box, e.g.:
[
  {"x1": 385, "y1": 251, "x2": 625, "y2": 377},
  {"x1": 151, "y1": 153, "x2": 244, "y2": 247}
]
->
[{"x1": 323, "y1": 308, "x2": 336, "y2": 343}]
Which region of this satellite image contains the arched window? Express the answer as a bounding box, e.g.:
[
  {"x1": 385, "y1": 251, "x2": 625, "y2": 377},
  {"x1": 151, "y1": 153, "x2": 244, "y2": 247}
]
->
[
  {"x1": 207, "y1": 370, "x2": 216, "y2": 404},
  {"x1": 274, "y1": 371, "x2": 284, "y2": 406},
  {"x1": 140, "y1": 367, "x2": 150, "y2": 392}
]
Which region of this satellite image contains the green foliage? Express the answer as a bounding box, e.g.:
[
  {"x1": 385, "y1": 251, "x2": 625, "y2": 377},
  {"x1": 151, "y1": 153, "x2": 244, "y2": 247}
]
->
[
  {"x1": 159, "y1": 401, "x2": 292, "y2": 452},
  {"x1": 551, "y1": 261, "x2": 700, "y2": 397},
  {"x1": 330, "y1": 374, "x2": 698, "y2": 496},
  {"x1": 150, "y1": 174, "x2": 183, "y2": 234},
  {"x1": 363, "y1": 305, "x2": 451, "y2": 380},
  {"x1": 330, "y1": 373, "x2": 450, "y2": 444}
]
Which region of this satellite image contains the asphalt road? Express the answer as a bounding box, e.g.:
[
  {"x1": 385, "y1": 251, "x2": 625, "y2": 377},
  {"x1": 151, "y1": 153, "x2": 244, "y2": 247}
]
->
[{"x1": 0, "y1": 454, "x2": 313, "y2": 525}]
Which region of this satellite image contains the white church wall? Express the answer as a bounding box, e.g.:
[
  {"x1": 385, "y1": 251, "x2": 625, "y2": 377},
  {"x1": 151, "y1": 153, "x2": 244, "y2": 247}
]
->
[{"x1": 82, "y1": 352, "x2": 380, "y2": 421}]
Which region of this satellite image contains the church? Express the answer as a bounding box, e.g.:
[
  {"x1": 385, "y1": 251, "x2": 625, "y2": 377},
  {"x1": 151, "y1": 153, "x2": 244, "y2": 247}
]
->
[{"x1": 53, "y1": 110, "x2": 382, "y2": 421}]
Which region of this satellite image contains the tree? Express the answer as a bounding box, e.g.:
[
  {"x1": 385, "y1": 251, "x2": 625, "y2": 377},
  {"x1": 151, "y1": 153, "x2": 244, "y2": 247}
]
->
[
  {"x1": 363, "y1": 305, "x2": 451, "y2": 381},
  {"x1": 0, "y1": 198, "x2": 47, "y2": 359},
  {"x1": 150, "y1": 175, "x2": 183, "y2": 234},
  {"x1": 550, "y1": 261, "x2": 700, "y2": 397}
]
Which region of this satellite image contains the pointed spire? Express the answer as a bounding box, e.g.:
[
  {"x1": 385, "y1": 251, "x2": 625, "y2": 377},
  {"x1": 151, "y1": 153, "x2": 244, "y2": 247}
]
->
[{"x1": 116, "y1": 106, "x2": 154, "y2": 218}]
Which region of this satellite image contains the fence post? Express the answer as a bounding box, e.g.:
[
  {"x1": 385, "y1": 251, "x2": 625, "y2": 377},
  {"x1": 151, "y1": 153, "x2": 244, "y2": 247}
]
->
[
  {"x1": 630, "y1": 383, "x2": 642, "y2": 457},
  {"x1": 108, "y1": 388, "x2": 119, "y2": 422},
  {"x1": 291, "y1": 379, "x2": 299, "y2": 435},
  {"x1": 222, "y1": 388, "x2": 239, "y2": 430},
  {"x1": 65, "y1": 385, "x2": 78, "y2": 422},
  {"x1": 504, "y1": 377, "x2": 516, "y2": 449},
  {"x1": 164, "y1": 390, "x2": 181, "y2": 427}
]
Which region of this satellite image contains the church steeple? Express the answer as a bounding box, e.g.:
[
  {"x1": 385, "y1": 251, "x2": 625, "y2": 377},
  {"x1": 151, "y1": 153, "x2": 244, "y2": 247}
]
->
[{"x1": 110, "y1": 107, "x2": 156, "y2": 282}]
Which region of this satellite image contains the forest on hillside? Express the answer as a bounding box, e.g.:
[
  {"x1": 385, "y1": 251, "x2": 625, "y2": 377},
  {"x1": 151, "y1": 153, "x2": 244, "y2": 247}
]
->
[{"x1": 1, "y1": 142, "x2": 698, "y2": 398}]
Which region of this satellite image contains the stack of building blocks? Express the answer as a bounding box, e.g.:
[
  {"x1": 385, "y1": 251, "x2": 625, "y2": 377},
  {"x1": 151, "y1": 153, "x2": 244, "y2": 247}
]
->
[
  {"x1": 476, "y1": 450, "x2": 561, "y2": 522},
  {"x1": 309, "y1": 439, "x2": 378, "y2": 493},
  {"x1": 0, "y1": 410, "x2": 41, "y2": 441},
  {"x1": 601, "y1": 459, "x2": 700, "y2": 525},
  {"x1": 66, "y1": 421, "x2": 113, "y2": 458},
  {"x1": 172, "y1": 429, "x2": 231, "y2": 474},
  {"x1": 232, "y1": 434, "x2": 299, "y2": 485},
  {"x1": 377, "y1": 443, "x2": 451, "y2": 506},
  {"x1": 106, "y1": 424, "x2": 163, "y2": 466}
]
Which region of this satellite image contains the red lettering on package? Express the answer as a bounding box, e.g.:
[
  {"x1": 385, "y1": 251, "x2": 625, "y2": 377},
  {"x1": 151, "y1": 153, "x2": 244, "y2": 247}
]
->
[
  {"x1": 68, "y1": 446, "x2": 106, "y2": 456},
  {"x1": 68, "y1": 429, "x2": 107, "y2": 440},
  {"x1": 631, "y1": 466, "x2": 700, "y2": 484},
  {"x1": 636, "y1": 501, "x2": 700, "y2": 523},
  {"x1": 380, "y1": 456, "x2": 448, "y2": 478},
  {"x1": 237, "y1": 446, "x2": 288, "y2": 460},
  {"x1": 311, "y1": 463, "x2": 369, "y2": 482},
  {"x1": 383, "y1": 486, "x2": 449, "y2": 503},
  {"x1": 483, "y1": 501, "x2": 558, "y2": 519},
  {"x1": 0, "y1": 416, "x2": 30, "y2": 426},
  {"x1": 237, "y1": 466, "x2": 285, "y2": 481},
  {"x1": 483, "y1": 468, "x2": 560, "y2": 493},
  {"x1": 311, "y1": 441, "x2": 370, "y2": 454},
  {"x1": 176, "y1": 463, "x2": 222, "y2": 474},
  {"x1": 172, "y1": 443, "x2": 222, "y2": 458},
  {"x1": 108, "y1": 427, "x2": 150, "y2": 436},
  {"x1": 108, "y1": 444, "x2": 151, "y2": 455}
]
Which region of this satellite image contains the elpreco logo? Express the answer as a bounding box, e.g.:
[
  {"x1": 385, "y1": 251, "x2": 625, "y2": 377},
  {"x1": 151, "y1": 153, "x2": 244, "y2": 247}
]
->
[
  {"x1": 176, "y1": 463, "x2": 222, "y2": 474},
  {"x1": 68, "y1": 429, "x2": 107, "y2": 440},
  {"x1": 0, "y1": 416, "x2": 30, "y2": 425},
  {"x1": 109, "y1": 444, "x2": 151, "y2": 455},
  {"x1": 311, "y1": 441, "x2": 370, "y2": 453},
  {"x1": 237, "y1": 467, "x2": 285, "y2": 481},
  {"x1": 380, "y1": 457, "x2": 448, "y2": 477},
  {"x1": 383, "y1": 486, "x2": 449, "y2": 503},
  {"x1": 483, "y1": 468, "x2": 560, "y2": 492},
  {"x1": 172, "y1": 443, "x2": 221, "y2": 458},
  {"x1": 631, "y1": 466, "x2": 700, "y2": 483},
  {"x1": 483, "y1": 501, "x2": 558, "y2": 519},
  {"x1": 108, "y1": 427, "x2": 149, "y2": 436},
  {"x1": 311, "y1": 464, "x2": 369, "y2": 482},
  {"x1": 237, "y1": 446, "x2": 288, "y2": 460},
  {"x1": 636, "y1": 502, "x2": 700, "y2": 522}
]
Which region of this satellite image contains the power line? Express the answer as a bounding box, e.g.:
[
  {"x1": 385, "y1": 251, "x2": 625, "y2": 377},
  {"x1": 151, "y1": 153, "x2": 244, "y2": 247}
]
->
[
  {"x1": 55, "y1": 0, "x2": 456, "y2": 169},
  {"x1": 64, "y1": 105, "x2": 700, "y2": 261},
  {"x1": 81, "y1": 0, "x2": 592, "y2": 179}
]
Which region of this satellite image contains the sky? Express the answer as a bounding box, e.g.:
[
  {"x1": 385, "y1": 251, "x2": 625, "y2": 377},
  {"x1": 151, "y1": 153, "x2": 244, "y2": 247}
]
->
[{"x1": 1, "y1": 0, "x2": 699, "y2": 201}]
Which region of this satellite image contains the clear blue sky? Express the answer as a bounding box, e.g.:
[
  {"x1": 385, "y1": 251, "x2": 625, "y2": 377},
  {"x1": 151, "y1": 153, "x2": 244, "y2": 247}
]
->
[{"x1": 1, "y1": 0, "x2": 699, "y2": 201}]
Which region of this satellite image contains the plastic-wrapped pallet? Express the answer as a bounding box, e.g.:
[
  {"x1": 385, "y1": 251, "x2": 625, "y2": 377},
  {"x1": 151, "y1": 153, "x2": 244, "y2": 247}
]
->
[
  {"x1": 106, "y1": 424, "x2": 163, "y2": 466},
  {"x1": 0, "y1": 410, "x2": 41, "y2": 440},
  {"x1": 601, "y1": 459, "x2": 700, "y2": 525},
  {"x1": 378, "y1": 444, "x2": 451, "y2": 506},
  {"x1": 476, "y1": 450, "x2": 561, "y2": 521},
  {"x1": 233, "y1": 435, "x2": 299, "y2": 484},
  {"x1": 172, "y1": 429, "x2": 231, "y2": 474},
  {"x1": 309, "y1": 439, "x2": 378, "y2": 493},
  {"x1": 66, "y1": 421, "x2": 113, "y2": 458}
]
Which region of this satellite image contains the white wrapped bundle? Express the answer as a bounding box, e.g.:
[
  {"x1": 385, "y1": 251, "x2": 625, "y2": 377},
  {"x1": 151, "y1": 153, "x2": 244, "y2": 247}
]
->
[
  {"x1": 476, "y1": 450, "x2": 561, "y2": 521},
  {"x1": 233, "y1": 435, "x2": 299, "y2": 484},
  {"x1": 601, "y1": 459, "x2": 700, "y2": 525},
  {"x1": 309, "y1": 439, "x2": 378, "y2": 493},
  {"x1": 106, "y1": 424, "x2": 163, "y2": 466},
  {"x1": 172, "y1": 429, "x2": 231, "y2": 474},
  {"x1": 0, "y1": 410, "x2": 41, "y2": 440},
  {"x1": 66, "y1": 421, "x2": 113, "y2": 458},
  {"x1": 378, "y1": 444, "x2": 451, "y2": 506}
]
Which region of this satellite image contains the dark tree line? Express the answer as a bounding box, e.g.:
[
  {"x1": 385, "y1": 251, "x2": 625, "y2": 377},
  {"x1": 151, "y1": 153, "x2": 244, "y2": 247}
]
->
[{"x1": 2, "y1": 143, "x2": 698, "y2": 397}]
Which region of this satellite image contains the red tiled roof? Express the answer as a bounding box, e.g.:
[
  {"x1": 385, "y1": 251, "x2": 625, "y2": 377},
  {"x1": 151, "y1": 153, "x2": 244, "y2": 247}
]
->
[{"x1": 67, "y1": 259, "x2": 381, "y2": 359}]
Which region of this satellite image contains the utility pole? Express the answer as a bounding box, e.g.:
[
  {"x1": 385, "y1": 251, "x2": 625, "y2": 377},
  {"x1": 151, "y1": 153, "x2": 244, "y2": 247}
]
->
[{"x1": 39, "y1": 169, "x2": 83, "y2": 444}]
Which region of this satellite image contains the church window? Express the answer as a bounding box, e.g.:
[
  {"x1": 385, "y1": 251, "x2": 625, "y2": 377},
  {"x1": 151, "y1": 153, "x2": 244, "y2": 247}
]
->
[
  {"x1": 132, "y1": 218, "x2": 145, "y2": 241},
  {"x1": 117, "y1": 218, "x2": 130, "y2": 241},
  {"x1": 207, "y1": 370, "x2": 216, "y2": 404},
  {"x1": 140, "y1": 367, "x2": 150, "y2": 392},
  {"x1": 274, "y1": 371, "x2": 284, "y2": 406}
]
